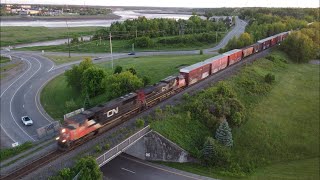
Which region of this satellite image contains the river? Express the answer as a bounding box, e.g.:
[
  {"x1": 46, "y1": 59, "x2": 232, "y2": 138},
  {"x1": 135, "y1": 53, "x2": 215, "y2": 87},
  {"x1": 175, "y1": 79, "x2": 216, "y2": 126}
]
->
[{"x1": 0, "y1": 10, "x2": 192, "y2": 27}]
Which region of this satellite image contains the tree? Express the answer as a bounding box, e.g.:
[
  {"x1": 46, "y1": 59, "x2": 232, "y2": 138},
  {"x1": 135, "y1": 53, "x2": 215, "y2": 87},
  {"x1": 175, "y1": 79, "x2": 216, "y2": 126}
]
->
[
  {"x1": 71, "y1": 36, "x2": 79, "y2": 44},
  {"x1": 83, "y1": 93, "x2": 91, "y2": 109},
  {"x1": 104, "y1": 71, "x2": 143, "y2": 99},
  {"x1": 75, "y1": 156, "x2": 102, "y2": 180},
  {"x1": 82, "y1": 67, "x2": 106, "y2": 97},
  {"x1": 280, "y1": 31, "x2": 315, "y2": 63},
  {"x1": 215, "y1": 120, "x2": 233, "y2": 147},
  {"x1": 114, "y1": 65, "x2": 123, "y2": 74},
  {"x1": 65, "y1": 58, "x2": 93, "y2": 90},
  {"x1": 202, "y1": 137, "x2": 214, "y2": 166}
]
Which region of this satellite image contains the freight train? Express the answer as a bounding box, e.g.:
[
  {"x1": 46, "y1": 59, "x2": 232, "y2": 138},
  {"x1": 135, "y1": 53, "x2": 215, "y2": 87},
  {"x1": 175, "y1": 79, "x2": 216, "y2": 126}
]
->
[{"x1": 56, "y1": 31, "x2": 290, "y2": 150}]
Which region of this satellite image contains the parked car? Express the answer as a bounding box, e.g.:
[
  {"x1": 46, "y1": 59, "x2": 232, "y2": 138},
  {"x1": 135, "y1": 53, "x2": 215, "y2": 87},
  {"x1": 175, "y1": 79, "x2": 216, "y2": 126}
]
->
[
  {"x1": 128, "y1": 52, "x2": 135, "y2": 55},
  {"x1": 21, "y1": 116, "x2": 33, "y2": 126}
]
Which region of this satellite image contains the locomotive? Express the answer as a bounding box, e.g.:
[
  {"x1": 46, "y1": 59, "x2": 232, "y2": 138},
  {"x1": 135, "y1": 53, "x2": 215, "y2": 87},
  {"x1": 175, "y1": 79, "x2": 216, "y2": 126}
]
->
[{"x1": 56, "y1": 31, "x2": 290, "y2": 150}]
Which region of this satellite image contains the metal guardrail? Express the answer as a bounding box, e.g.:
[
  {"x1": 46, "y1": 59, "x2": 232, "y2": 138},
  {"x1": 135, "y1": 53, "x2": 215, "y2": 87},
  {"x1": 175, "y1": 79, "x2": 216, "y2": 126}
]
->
[{"x1": 96, "y1": 125, "x2": 151, "y2": 167}]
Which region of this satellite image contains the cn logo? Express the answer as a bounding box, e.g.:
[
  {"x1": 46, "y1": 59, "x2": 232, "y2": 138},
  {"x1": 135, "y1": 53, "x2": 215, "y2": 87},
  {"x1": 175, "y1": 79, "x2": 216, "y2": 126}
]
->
[{"x1": 105, "y1": 107, "x2": 119, "y2": 117}]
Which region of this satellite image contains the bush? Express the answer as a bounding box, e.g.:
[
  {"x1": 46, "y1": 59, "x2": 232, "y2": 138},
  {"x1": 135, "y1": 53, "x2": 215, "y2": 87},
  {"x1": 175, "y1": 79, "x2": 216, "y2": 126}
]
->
[
  {"x1": 200, "y1": 49, "x2": 203, "y2": 55},
  {"x1": 114, "y1": 65, "x2": 123, "y2": 74},
  {"x1": 134, "y1": 36, "x2": 154, "y2": 48},
  {"x1": 95, "y1": 145, "x2": 102, "y2": 153},
  {"x1": 135, "y1": 119, "x2": 145, "y2": 128},
  {"x1": 265, "y1": 73, "x2": 275, "y2": 84},
  {"x1": 104, "y1": 143, "x2": 110, "y2": 150}
]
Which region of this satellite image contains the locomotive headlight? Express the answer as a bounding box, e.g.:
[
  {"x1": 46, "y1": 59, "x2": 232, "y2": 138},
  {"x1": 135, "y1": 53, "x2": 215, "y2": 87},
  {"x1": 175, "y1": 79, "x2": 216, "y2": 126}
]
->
[
  {"x1": 62, "y1": 139, "x2": 66, "y2": 143},
  {"x1": 55, "y1": 137, "x2": 60, "y2": 140},
  {"x1": 61, "y1": 129, "x2": 66, "y2": 133}
]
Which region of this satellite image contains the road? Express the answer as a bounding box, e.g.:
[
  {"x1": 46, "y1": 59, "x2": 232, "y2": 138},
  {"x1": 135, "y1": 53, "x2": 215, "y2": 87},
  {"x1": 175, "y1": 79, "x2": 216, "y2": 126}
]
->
[
  {"x1": 0, "y1": 17, "x2": 246, "y2": 148},
  {"x1": 101, "y1": 154, "x2": 215, "y2": 180}
]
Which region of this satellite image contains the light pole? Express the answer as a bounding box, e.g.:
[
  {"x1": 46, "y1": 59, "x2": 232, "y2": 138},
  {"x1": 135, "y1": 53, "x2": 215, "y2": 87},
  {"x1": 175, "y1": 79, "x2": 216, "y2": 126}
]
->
[
  {"x1": 65, "y1": 20, "x2": 71, "y2": 58},
  {"x1": 109, "y1": 32, "x2": 113, "y2": 69}
]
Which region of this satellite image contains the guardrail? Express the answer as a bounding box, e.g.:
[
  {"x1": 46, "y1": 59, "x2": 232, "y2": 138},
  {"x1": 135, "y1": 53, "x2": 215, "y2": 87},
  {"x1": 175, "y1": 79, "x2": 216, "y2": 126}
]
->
[{"x1": 96, "y1": 125, "x2": 151, "y2": 167}]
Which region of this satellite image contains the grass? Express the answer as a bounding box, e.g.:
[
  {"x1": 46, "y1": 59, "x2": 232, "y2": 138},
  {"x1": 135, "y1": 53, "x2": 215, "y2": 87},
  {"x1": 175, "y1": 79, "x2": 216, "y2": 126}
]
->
[
  {"x1": 0, "y1": 62, "x2": 20, "y2": 72},
  {"x1": 43, "y1": 55, "x2": 92, "y2": 65},
  {"x1": 150, "y1": 51, "x2": 319, "y2": 178},
  {"x1": 0, "y1": 26, "x2": 100, "y2": 47},
  {"x1": 40, "y1": 54, "x2": 212, "y2": 120},
  {"x1": 18, "y1": 33, "x2": 226, "y2": 53},
  {"x1": 0, "y1": 56, "x2": 10, "y2": 63},
  {"x1": 0, "y1": 142, "x2": 33, "y2": 162}
]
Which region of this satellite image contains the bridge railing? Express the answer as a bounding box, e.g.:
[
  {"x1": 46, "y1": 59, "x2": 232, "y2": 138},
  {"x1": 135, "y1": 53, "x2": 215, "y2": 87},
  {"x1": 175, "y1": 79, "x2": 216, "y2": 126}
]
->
[{"x1": 96, "y1": 125, "x2": 151, "y2": 167}]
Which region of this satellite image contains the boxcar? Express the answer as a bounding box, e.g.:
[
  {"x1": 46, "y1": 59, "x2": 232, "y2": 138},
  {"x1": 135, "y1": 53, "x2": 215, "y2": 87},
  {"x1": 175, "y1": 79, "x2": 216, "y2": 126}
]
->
[
  {"x1": 223, "y1": 49, "x2": 243, "y2": 65},
  {"x1": 242, "y1": 46, "x2": 254, "y2": 58},
  {"x1": 180, "y1": 61, "x2": 211, "y2": 86},
  {"x1": 204, "y1": 54, "x2": 229, "y2": 74}
]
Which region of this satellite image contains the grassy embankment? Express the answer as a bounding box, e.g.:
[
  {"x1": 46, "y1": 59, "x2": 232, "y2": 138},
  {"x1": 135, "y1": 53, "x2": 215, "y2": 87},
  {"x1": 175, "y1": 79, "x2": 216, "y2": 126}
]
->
[
  {"x1": 41, "y1": 54, "x2": 212, "y2": 121},
  {"x1": 0, "y1": 56, "x2": 10, "y2": 63},
  {"x1": 0, "y1": 26, "x2": 100, "y2": 47},
  {"x1": 18, "y1": 32, "x2": 226, "y2": 53},
  {"x1": 150, "y1": 51, "x2": 319, "y2": 179}
]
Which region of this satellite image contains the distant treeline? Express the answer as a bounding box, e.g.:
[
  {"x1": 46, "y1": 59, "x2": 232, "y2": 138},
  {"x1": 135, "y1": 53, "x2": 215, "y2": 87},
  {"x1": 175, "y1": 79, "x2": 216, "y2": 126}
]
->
[{"x1": 93, "y1": 15, "x2": 229, "y2": 40}]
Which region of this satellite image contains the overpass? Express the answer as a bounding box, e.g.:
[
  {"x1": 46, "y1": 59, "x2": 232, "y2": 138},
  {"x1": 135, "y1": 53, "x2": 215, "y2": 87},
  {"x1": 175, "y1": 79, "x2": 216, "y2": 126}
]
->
[{"x1": 96, "y1": 125, "x2": 151, "y2": 167}]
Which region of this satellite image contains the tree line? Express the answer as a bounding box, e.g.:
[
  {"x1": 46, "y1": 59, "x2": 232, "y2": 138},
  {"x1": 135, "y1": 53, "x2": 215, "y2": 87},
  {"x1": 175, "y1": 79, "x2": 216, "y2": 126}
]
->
[{"x1": 93, "y1": 15, "x2": 229, "y2": 41}]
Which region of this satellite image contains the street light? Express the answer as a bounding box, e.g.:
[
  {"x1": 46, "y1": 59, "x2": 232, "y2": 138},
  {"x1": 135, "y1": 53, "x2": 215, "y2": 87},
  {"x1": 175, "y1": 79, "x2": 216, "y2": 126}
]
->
[{"x1": 65, "y1": 20, "x2": 71, "y2": 58}]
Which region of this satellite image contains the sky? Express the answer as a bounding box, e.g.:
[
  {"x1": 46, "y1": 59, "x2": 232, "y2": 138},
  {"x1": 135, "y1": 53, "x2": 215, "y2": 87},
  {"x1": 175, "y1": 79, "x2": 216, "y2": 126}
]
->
[{"x1": 2, "y1": 0, "x2": 319, "y2": 8}]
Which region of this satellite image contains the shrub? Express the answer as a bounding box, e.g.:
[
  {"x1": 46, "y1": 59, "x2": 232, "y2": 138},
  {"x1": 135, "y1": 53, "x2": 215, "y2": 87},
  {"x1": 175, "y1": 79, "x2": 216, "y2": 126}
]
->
[
  {"x1": 135, "y1": 119, "x2": 145, "y2": 128},
  {"x1": 114, "y1": 65, "x2": 123, "y2": 74},
  {"x1": 104, "y1": 143, "x2": 110, "y2": 150},
  {"x1": 265, "y1": 73, "x2": 275, "y2": 84},
  {"x1": 200, "y1": 49, "x2": 203, "y2": 55},
  {"x1": 95, "y1": 145, "x2": 102, "y2": 153}
]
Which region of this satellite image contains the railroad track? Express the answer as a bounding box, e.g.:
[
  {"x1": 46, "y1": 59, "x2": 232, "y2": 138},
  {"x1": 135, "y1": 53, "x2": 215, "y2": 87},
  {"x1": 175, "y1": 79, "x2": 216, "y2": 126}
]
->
[{"x1": 0, "y1": 48, "x2": 271, "y2": 180}]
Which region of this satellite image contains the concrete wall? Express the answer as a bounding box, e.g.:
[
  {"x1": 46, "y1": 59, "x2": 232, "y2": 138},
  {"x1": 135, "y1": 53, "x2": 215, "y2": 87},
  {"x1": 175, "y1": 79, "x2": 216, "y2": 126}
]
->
[{"x1": 125, "y1": 131, "x2": 195, "y2": 163}]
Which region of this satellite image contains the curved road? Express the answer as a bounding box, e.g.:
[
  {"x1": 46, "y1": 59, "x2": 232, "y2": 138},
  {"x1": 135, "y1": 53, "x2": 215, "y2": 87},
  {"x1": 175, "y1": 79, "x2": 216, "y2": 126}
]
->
[{"x1": 0, "y1": 18, "x2": 246, "y2": 148}]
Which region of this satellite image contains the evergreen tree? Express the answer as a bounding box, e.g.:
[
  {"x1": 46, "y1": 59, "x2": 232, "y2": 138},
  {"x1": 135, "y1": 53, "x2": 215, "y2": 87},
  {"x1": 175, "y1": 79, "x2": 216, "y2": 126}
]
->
[
  {"x1": 202, "y1": 137, "x2": 214, "y2": 166},
  {"x1": 215, "y1": 120, "x2": 233, "y2": 147},
  {"x1": 83, "y1": 94, "x2": 91, "y2": 110}
]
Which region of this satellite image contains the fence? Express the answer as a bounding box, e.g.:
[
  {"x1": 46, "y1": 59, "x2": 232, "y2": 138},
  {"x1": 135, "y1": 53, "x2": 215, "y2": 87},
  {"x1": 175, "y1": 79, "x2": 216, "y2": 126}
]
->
[{"x1": 96, "y1": 125, "x2": 151, "y2": 167}]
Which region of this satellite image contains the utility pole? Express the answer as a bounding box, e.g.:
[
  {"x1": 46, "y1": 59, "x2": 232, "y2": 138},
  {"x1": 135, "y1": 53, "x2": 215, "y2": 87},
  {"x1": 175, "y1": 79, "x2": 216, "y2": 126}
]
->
[
  {"x1": 132, "y1": 43, "x2": 134, "y2": 52},
  {"x1": 216, "y1": 31, "x2": 218, "y2": 43},
  {"x1": 109, "y1": 32, "x2": 113, "y2": 69},
  {"x1": 66, "y1": 20, "x2": 71, "y2": 58}
]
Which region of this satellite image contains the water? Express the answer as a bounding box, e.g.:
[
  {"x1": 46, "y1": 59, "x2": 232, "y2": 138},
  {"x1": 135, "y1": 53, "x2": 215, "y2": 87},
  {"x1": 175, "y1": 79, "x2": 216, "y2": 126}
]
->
[{"x1": 0, "y1": 10, "x2": 192, "y2": 27}]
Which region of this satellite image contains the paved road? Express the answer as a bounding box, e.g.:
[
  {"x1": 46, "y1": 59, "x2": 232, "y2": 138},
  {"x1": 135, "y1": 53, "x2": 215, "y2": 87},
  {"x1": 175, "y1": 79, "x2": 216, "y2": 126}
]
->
[
  {"x1": 0, "y1": 17, "x2": 246, "y2": 147},
  {"x1": 101, "y1": 154, "x2": 216, "y2": 180}
]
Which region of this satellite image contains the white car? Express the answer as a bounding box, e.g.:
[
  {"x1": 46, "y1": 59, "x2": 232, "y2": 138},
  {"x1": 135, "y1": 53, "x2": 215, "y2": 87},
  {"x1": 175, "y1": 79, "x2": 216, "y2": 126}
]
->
[{"x1": 21, "y1": 116, "x2": 33, "y2": 126}]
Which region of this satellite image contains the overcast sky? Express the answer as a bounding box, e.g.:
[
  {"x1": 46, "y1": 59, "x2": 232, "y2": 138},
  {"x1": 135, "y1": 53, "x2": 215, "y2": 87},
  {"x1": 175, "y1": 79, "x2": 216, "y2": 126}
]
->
[{"x1": 2, "y1": 0, "x2": 319, "y2": 8}]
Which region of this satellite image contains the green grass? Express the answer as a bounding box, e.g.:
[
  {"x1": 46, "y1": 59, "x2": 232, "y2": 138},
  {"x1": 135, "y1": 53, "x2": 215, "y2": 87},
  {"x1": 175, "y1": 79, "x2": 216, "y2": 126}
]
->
[
  {"x1": 0, "y1": 142, "x2": 33, "y2": 162},
  {"x1": 150, "y1": 51, "x2": 319, "y2": 178},
  {"x1": 40, "y1": 54, "x2": 212, "y2": 120},
  {"x1": 44, "y1": 55, "x2": 92, "y2": 65},
  {"x1": 249, "y1": 157, "x2": 319, "y2": 180},
  {"x1": 0, "y1": 26, "x2": 100, "y2": 47},
  {"x1": 0, "y1": 56, "x2": 10, "y2": 63},
  {"x1": 0, "y1": 62, "x2": 20, "y2": 72},
  {"x1": 18, "y1": 33, "x2": 226, "y2": 53}
]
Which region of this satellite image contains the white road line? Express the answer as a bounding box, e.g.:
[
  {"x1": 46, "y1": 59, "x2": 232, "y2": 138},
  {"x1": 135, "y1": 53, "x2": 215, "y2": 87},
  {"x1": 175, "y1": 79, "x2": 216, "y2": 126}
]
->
[
  {"x1": 120, "y1": 155, "x2": 200, "y2": 180},
  {"x1": 9, "y1": 56, "x2": 42, "y2": 142},
  {"x1": 0, "y1": 57, "x2": 31, "y2": 97},
  {"x1": 121, "y1": 168, "x2": 136, "y2": 174},
  {"x1": 35, "y1": 73, "x2": 59, "y2": 123},
  {"x1": 23, "y1": 105, "x2": 24, "y2": 108}
]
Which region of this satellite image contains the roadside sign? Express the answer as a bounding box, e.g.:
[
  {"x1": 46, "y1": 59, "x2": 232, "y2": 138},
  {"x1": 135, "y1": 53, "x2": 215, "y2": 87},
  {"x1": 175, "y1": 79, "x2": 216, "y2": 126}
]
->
[{"x1": 12, "y1": 142, "x2": 19, "y2": 147}]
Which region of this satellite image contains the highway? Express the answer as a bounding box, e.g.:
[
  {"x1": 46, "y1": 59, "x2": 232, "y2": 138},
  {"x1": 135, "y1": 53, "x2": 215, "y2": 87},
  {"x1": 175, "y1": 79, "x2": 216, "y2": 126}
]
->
[
  {"x1": 101, "y1": 154, "x2": 216, "y2": 180},
  {"x1": 0, "y1": 17, "x2": 246, "y2": 148}
]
